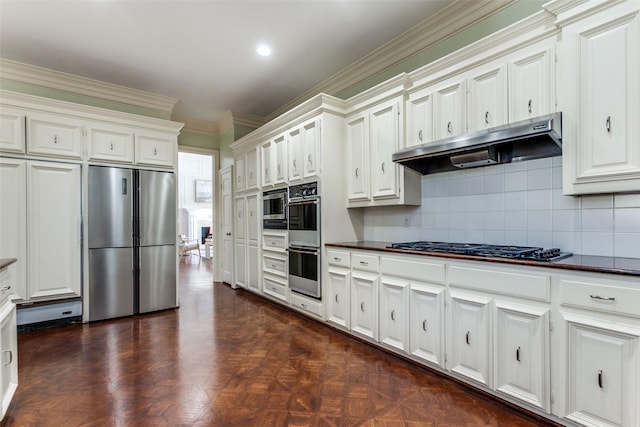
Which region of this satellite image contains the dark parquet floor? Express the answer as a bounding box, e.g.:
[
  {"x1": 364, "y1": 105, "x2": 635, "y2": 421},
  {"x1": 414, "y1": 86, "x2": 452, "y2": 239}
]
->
[{"x1": 3, "y1": 257, "x2": 555, "y2": 426}]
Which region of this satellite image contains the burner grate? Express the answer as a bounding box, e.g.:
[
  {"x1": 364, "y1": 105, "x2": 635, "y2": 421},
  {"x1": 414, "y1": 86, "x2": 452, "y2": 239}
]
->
[{"x1": 388, "y1": 241, "x2": 570, "y2": 261}]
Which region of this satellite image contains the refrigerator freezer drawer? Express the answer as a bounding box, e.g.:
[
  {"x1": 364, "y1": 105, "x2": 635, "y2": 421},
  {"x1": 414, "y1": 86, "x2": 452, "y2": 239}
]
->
[
  {"x1": 139, "y1": 245, "x2": 177, "y2": 313},
  {"x1": 89, "y1": 248, "x2": 134, "y2": 321}
]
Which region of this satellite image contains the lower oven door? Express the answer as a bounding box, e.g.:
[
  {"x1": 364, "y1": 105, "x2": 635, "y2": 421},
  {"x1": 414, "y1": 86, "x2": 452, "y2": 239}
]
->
[{"x1": 288, "y1": 246, "x2": 321, "y2": 299}]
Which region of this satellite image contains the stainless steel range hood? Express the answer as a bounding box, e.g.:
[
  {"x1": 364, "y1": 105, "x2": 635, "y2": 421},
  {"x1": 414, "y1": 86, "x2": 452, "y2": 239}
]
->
[{"x1": 393, "y1": 112, "x2": 562, "y2": 175}]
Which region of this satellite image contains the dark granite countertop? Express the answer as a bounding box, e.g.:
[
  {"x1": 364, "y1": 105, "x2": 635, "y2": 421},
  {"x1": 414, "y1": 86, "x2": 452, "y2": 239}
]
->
[
  {"x1": 326, "y1": 242, "x2": 640, "y2": 278},
  {"x1": 0, "y1": 258, "x2": 17, "y2": 270}
]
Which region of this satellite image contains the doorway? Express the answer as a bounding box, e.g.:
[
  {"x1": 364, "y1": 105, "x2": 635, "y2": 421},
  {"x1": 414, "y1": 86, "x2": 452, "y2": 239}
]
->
[{"x1": 177, "y1": 148, "x2": 218, "y2": 283}]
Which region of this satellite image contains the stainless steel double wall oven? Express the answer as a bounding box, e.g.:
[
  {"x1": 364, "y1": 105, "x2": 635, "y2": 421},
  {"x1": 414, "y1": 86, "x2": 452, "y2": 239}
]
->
[{"x1": 287, "y1": 182, "x2": 321, "y2": 299}]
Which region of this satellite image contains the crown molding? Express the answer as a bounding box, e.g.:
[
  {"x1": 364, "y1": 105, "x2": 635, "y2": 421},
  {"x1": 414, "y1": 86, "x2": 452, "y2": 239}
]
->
[
  {"x1": 218, "y1": 111, "x2": 266, "y2": 135},
  {"x1": 0, "y1": 58, "x2": 178, "y2": 114},
  {"x1": 171, "y1": 114, "x2": 219, "y2": 135},
  {"x1": 265, "y1": 0, "x2": 512, "y2": 121}
]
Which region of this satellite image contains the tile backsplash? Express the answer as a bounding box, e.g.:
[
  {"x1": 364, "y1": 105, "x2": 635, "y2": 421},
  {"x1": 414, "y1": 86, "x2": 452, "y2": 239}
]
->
[{"x1": 363, "y1": 157, "x2": 640, "y2": 258}]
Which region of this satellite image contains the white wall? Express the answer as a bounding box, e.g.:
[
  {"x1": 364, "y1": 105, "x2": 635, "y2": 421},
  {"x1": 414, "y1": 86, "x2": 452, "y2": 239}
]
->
[{"x1": 363, "y1": 157, "x2": 640, "y2": 258}]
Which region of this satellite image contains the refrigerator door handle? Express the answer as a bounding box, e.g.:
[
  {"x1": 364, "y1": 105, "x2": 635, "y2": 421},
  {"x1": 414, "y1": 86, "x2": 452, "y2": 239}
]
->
[{"x1": 122, "y1": 178, "x2": 127, "y2": 195}]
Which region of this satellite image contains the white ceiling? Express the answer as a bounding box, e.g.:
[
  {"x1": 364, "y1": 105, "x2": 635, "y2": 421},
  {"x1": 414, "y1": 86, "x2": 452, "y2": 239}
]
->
[{"x1": 0, "y1": 0, "x2": 457, "y2": 123}]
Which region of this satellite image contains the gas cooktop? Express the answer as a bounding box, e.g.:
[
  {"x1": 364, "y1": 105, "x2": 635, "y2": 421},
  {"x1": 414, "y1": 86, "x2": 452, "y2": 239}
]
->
[{"x1": 387, "y1": 241, "x2": 572, "y2": 261}]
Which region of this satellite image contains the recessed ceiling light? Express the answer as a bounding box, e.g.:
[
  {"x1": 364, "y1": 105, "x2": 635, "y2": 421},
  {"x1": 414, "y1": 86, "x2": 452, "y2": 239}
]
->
[{"x1": 257, "y1": 45, "x2": 271, "y2": 57}]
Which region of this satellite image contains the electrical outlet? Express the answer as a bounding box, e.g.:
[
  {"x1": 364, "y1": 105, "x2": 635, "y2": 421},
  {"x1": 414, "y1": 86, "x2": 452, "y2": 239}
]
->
[{"x1": 403, "y1": 216, "x2": 410, "y2": 227}]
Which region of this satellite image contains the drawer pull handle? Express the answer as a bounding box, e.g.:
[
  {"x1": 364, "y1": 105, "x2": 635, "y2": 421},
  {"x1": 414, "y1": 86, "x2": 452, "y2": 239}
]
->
[
  {"x1": 422, "y1": 320, "x2": 427, "y2": 332},
  {"x1": 53, "y1": 134, "x2": 58, "y2": 144},
  {"x1": 590, "y1": 294, "x2": 615, "y2": 301},
  {"x1": 465, "y1": 331, "x2": 470, "y2": 345},
  {"x1": 0, "y1": 286, "x2": 11, "y2": 292},
  {"x1": 153, "y1": 148, "x2": 157, "y2": 156},
  {"x1": 359, "y1": 261, "x2": 368, "y2": 266},
  {"x1": 390, "y1": 310, "x2": 395, "y2": 321},
  {"x1": 598, "y1": 370, "x2": 603, "y2": 388},
  {"x1": 110, "y1": 142, "x2": 114, "y2": 151},
  {"x1": 334, "y1": 257, "x2": 341, "y2": 261},
  {"x1": 516, "y1": 346, "x2": 521, "y2": 362},
  {"x1": 301, "y1": 303, "x2": 307, "y2": 308},
  {"x1": 335, "y1": 294, "x2": 339, "y2": 303},
  {"x1": 360, "y1": 302, "x2": 365, "y2": 312},
  {"x1": 3, "y1": 350, "x2": 12, "y2": 366}
]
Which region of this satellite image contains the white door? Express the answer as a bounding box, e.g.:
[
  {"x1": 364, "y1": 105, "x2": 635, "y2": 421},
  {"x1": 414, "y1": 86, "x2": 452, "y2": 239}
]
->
[
  {"x1": 326, "y1": 266, "x2": 349, "y2": 328},
  {"x1": 379, "y1": 278, "x2": 408, "y2": 352},
  {"x1": 27, "y1": 161, "x2": 82, "y2": 300},
  {"x1": 370, "y1": 100, "x2": 400, "y2": 200},
  {"x1": 447, "y1": 290, "x2": 492, "y2": 387},
  {"x1": 233, "y1": 196, "x2": 246, "y2": 288},
  {"x1": 494, "y1": 301, "x2": 549, "y2": 411},
  {"x1": 346, "y1": 114, "x2": 370, "y2": 202},
  {"x1": 468, "y1": 64, "x2": 508, "y2": 131},
  {"x1": 0, "y1": 159, "x2": 27, "y2": 301},
  {"x1": 410, "y1": 283, "x2": 445, "y2": 367},
  {"x1": 350, "y1": 271, "x2": 378, "y2": 340},
  {"x1": 220, "y1": 167, "x2": 234, "y2": 285},
  {"x1": 509, "y1": 46, "x2": 555, "y2": 122},
  {"x1": 406, "y1": 88, "x2": 433, "y2": 148}
]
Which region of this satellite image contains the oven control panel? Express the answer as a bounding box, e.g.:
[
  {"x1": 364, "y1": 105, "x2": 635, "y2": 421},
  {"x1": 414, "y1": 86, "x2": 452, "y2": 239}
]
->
[{"x1": 289, "y1": 181, "x2": 318, "y2": 201}]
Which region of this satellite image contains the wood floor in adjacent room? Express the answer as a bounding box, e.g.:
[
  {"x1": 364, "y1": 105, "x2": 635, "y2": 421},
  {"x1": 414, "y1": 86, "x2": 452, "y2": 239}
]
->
[{"x1": 3, "y1": 257, "x2": 555, "y2": 426}]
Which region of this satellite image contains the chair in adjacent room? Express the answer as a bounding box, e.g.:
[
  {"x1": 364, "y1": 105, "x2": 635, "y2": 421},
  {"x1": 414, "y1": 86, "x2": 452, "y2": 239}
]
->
[{"x1": 179, "y1": 235, "x2": 201, "y2": 261}]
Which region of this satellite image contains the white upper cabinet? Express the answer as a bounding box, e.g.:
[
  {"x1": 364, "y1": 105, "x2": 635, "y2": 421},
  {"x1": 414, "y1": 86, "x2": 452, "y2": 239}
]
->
[
  {"x1": 560, "y1": 1, "x2": 640, "y2": 194},
  {"x1": 273, "y1": 134, "x2": 287, "y2": 185},
  {"x1": 287, "y1": 126, "x2": 302, "y2": 182},
  {"x1": 508, "y1": 44, "x2": 556, "y2": 122},
  {"x1": 434, "y1": 77, "x2": 467, "y2": 139},
  {"x1": 27, "y1": 112, "x2": 84, "y2": 159},
  {"x1": 261, "y1": 139, "x2": 273, "y2": 187},
  {"x1": 245, "y1": 147, "x2": 259, "y2": 190},
  {"x1": 370, "y1": 99, "x2": 401, "y2": 200},
  {"x1": 246, "y1": 193, "x2": 259, "y2": 244},
  {"x1": 234, "y1": 155, "x2": 245, "y2": 192},
  {"x1": 135, "y1": 132, "x2": 175, "y2": 168},
  {"x1": 301, "y1": 118, "x2": 320, "y2": 179},
  {"x1": 346, "y1": 114, "x2": 370, "y2": 203},
  {"x1": 467, "y1": 63, "x2": 508, "y2": 131},
  {"x1": 406, "y1": 88, "x2": 433, "y2": 148},
  {"x1": 0, "y1": 107, "x2": 26, "y2": 153},
  {"x1": 87, "y1": 124, "x2": 134, "y2": 164}
]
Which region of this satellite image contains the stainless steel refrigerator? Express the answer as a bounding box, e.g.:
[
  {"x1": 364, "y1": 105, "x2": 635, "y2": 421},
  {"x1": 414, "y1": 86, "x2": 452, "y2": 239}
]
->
[{"x1": 88, "y1": 166, "x2": 177, "y2": 321}]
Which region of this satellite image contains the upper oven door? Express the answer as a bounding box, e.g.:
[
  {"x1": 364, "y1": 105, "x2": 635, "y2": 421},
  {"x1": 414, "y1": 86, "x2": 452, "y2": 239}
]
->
[{"x1": 288, "y1": 198, "x2": 319, "y2": 246}]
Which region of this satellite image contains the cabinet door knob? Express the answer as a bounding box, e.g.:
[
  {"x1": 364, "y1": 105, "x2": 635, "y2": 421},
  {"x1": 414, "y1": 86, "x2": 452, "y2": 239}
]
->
[
  {"x1": 153, "y1": 148, "x2": 157, "y2": 156},
  {"x1": 465, "y1": 331, "x2": 470, "y2": 345},
  {"x1": 308, "y1": 154, "x2": 312, "y2": 164},
  {"x1": 606, "y1": 116, "x2": 612, "y2": 133},
  {"x1": 293, "y1": 159, "x2": 297, "y2": 168},
  {"x1": 516, "y1": 346, "x2": 521, "y2": 362},
  {"x1": 447, "y1": 122, "x2": 453, "y2": 134},
  {"x1": 528, "y1": 99, "x2": 533, "y2": 114},
  {"x1": 53, "y1": 134, "x2": 59, "y2": 144},
  {"x1": 3, "y1": 350, "x2": 12, "y2": 366},
  {"x1": 485, "y1": 111, "x2": 490, "y2": 125},
  {"x1": 0, "y1": 286, "x2": 11, "y2": 292},
  {"x1": 418, "y1": 130, "x2": 423, "y2": 141},
  {"x1": 422, "y1": 319, "x2": 427, "y2": 332},
  {"x1": 110, "y1": 142, "x2": 114, "y2": 151},
  {"x1": 355, "y1": 167, "x2": 359, "y2": 177},
  {"x1": 390, "y1": 310, "x2": 395, "y2": 321},
  {"x1": 360, "y1": 301, "x2": 365, "y2": 312},
  {"x1": 598, "y1": 370, "x2": 603, "y2": 388},
  {"x1": 381, "y1": 162, "x2": 385, "y2": 173},
  {"x1": 335, "y1": 293, "x2": 339, "y2": 303}
]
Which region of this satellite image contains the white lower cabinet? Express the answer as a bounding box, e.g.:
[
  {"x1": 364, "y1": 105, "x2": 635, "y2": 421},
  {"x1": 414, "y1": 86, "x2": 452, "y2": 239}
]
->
[
  {"x1": 350, "y1": 271, "x2": 379, "y2": 341},
  {"x1": 326, "y1": 250, "x2": 350, "y2": 329},
  {"x1": 494, "y1": 301, "x2": 549, "y2": 412},
  {"x1": 261, "y1": 229, "x2": 287, "y2": 303},
  {"x1": 379, "y1": 278, "x2": 408, "y2": 353},
  {"x1": 447, "y1": 290, "x2": 492, "y2": 387},
  {"x1": 409, "y1": 283, "x2": 445, "y2": 368},
  {"x1": 0, "y1": 299, "x2": 17, "y2": 420}
]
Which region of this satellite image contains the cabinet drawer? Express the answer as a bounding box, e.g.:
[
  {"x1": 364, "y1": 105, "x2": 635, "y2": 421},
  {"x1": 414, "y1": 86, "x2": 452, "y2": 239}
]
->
[
  {"x1": 352, "y1": 253, "x2": 379, "y2": 273},
  {"x1": 290, "y1": 293, "x2": 323, "y2": 318},
  {"x1": 135, "y1": 133, "x2": 175, "y2": 167},
  {"x1": 449, "y1": 265, "x2": 550, "y2": 302},
  {"x1": 263, "y1": 233, "x2": 287, "y2": 251},
  {"x1": 263, "y1": 276, "x2": 288, "y2": 302},
  {"x1": 327, "y1": 249, "x2": 350, "y2": 268},
  {"x1": 88, "y1": 127, "x2": 134, "y2": 163},
  {"x1": 27, "y1": 115, "x2": 84, "y2": 159},
  {"x1": 263, "y1": 254, "x2": 287, "y2": 277},
  {"x1": 0, "y1": 107, "x2": 26, "y2": 153},
  {"x1": 560, "y1": 279, "x2": 640, "y2": 317},
  {"x1": 381, "y1": 256, "x2": 445, "y2": 284}
]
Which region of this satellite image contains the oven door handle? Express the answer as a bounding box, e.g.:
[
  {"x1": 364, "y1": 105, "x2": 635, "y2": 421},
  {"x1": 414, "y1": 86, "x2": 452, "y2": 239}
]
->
[
  {"x1": 287, "y1": 247, "x2": 319, "y2": 255},
  {"x1": 287, "y1": 199, "x2": 318, "y2": 207}
]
